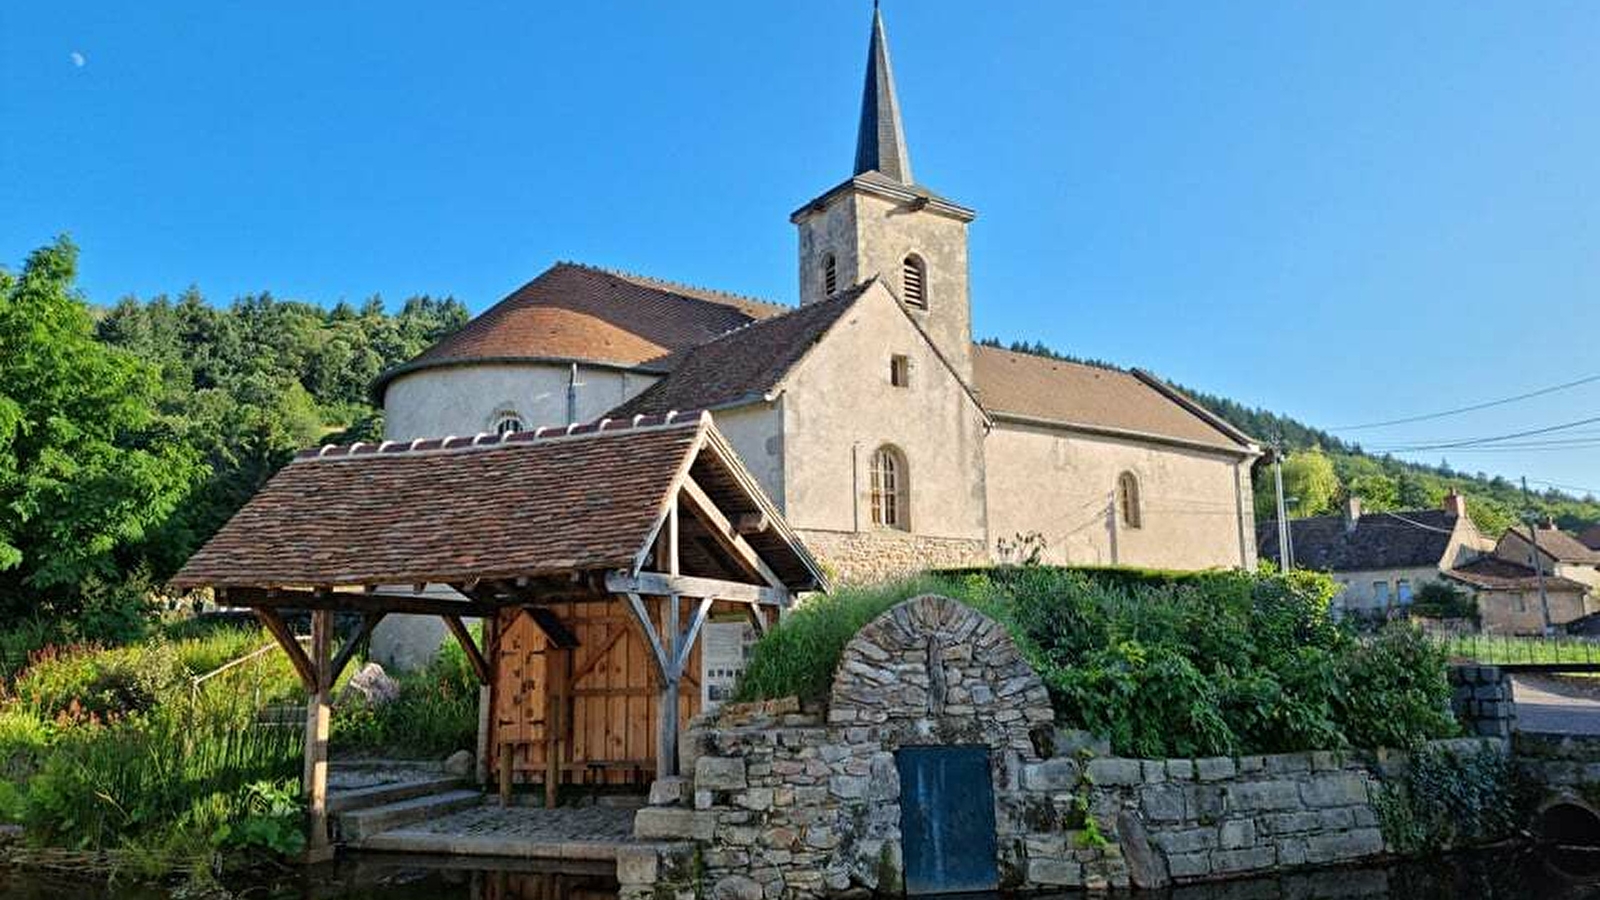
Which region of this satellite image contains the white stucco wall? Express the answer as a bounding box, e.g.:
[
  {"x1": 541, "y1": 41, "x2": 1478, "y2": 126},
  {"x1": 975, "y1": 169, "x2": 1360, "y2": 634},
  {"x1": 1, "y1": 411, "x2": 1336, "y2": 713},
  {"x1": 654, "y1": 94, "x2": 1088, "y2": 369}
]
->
[
  {"x1": 382, "y1": 362, "x2": 658, "y2": 441},
  {"x1": 778, "y1": 285, "x2": 988, "y2": 543},
  {"x1": 984, "y1": 421, "x2": 1255, "y2": 570},
  {"x1": 796, "y1": 189, "x2": 973, "y2": 381},
  {"x1": 708, "y1": 402, "x2": 785, "y2": 511},
  {"x1": 1329, "y1": 567, "x2": 1446, "y2": 613}
]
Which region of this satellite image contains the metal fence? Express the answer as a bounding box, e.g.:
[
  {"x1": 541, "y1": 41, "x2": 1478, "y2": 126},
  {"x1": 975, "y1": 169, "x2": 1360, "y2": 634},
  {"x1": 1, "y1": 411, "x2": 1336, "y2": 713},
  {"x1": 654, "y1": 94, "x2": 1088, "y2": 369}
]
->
[{"x1": 1426, "y1": 629, "x2": 1600, "y2": 667}]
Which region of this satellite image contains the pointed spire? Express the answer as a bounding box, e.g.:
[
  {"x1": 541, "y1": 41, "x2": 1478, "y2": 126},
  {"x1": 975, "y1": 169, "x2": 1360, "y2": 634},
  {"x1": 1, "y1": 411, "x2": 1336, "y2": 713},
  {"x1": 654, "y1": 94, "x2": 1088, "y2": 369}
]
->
[{"x1": 854, "y1": 4, "x2": 913, "y2": 184}]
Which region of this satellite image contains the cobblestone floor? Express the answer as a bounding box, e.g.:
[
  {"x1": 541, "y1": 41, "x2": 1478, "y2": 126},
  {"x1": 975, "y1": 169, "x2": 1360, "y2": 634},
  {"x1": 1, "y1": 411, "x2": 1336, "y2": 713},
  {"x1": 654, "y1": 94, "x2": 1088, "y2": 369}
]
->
[{"x1": 385, "y1": 804, "x2": 639, "y2": 844}]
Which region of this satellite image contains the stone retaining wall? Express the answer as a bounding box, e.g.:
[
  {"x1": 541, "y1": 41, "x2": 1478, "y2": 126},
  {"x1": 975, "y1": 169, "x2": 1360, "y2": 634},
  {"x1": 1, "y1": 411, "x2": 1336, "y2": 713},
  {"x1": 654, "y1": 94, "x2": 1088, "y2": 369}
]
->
[
  {"x1": 616, "y1": 596, "x2": 1470, "y2": 900},
  {"x1": 1449, "y1": 664, "x2": 1516, "y2": 739}
]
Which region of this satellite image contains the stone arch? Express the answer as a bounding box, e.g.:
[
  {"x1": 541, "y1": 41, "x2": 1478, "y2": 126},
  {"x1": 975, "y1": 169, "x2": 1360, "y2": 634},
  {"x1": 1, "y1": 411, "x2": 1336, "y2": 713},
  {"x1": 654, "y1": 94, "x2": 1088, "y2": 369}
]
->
[{"x1": 828, "y1": 594, "x2": 1053, "y2": 752}]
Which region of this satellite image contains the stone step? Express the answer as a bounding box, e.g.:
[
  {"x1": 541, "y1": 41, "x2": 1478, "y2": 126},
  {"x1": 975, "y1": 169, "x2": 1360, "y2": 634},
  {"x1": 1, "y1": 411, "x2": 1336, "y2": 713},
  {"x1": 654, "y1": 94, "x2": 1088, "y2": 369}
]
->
[
  {"x1": 335, "y1": 789, "x2": 483, "y2": 842},
  {"x1": 327, "y1": 777, "x2": 467, "y2": 815}
]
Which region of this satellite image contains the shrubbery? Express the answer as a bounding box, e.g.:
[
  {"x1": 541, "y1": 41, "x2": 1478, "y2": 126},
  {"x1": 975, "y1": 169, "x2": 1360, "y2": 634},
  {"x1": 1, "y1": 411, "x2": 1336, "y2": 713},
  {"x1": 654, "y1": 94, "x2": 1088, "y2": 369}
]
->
[
  {"x1": 737, "y1": 566, "x2": 1459, "y2": 757},
  {"x1": 332, "y1": 629, "x2": 480, "y2": 758}
]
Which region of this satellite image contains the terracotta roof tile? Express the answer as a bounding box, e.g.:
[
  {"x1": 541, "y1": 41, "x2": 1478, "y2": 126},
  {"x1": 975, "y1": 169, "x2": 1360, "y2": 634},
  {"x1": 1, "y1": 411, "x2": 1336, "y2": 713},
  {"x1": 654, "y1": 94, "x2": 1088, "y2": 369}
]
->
[
  {"x1": 971, "y1": 345, "x2": 1247, "y2": 451},
  {"x1": 1447, "y1": 557, "x2": 1589, "y2": 593},
  {"x1": 171, "y1": 415, "x2": 707, "y2": 589},
  {"x1": 374, "y1": 263, "x2": 790, "y2": 399},
  {"x1": 607, "y1": 283, "x2": 872, "y2": 417},
  {"x1": 1527, "y1": 526, "x2": 1600, "y2": 564}
]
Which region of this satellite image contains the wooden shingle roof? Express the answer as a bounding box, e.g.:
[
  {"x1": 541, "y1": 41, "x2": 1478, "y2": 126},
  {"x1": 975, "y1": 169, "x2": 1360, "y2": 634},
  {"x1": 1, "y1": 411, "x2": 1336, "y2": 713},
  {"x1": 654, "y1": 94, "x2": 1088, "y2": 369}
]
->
[{"x1": 170, "y1": 412, "x2": 824, "y2": 591}]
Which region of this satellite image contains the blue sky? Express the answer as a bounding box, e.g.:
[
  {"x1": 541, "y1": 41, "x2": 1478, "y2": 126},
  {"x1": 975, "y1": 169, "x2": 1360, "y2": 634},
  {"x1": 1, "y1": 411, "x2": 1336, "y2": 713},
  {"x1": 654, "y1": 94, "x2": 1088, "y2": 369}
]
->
[{"x1": 4, "y1": 2, "x2": 1597, "y2": 493}]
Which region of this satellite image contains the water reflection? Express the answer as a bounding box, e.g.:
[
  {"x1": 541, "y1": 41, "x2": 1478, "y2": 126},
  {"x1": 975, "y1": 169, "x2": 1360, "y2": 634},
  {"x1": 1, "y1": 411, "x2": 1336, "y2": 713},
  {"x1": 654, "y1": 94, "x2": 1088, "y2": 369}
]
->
[{"x1": 0, "y1": 847, "x2": 1595, "y2": 900}]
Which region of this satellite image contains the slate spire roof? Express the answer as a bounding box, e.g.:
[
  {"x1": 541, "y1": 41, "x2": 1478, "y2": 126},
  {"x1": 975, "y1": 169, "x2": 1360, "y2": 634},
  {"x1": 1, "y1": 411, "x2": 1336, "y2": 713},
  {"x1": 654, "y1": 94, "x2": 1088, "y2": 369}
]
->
[{"x1": 854, "y1": 5, "x2": 913, "y2": 184}]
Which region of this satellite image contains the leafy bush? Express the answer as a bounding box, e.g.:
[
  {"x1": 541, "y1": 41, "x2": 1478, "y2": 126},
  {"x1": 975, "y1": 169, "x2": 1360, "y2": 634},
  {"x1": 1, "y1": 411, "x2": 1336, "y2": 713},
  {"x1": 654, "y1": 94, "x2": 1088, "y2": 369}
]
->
[
  {"x1": 1409, "y1": 581, "x2": 1479, "y2": 623},
  {"x1": 0, "y1": 705, "x2": 51, "y2": 782},
  {"x1": 735, "y1": 574, "x2": 957, "y2": 705},
  {"x1": 736, "y1": 566, "x2": 1459, "y2": 756},
  {"x1": 1376, "y1": 744, "x2": 1525, "y2": 853},
  {"x1": 211, "y1": 779, "x2": 305, "y2": 857},
  {"x1": 1333, "y1": 623, "x2": 1458, "y2": 751}
]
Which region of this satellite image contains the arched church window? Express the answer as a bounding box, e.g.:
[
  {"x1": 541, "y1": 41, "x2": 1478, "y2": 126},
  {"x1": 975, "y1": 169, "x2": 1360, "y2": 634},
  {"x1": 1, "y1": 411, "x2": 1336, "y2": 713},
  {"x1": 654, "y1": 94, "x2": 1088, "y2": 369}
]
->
[
  {"x1": 1117, "y1": 471, "x2": 1142, "y2": 529},
  {"x1": 491, "y1": 411, "x2": 525, "y2": 435},
  {"x1": 869, "y1": 445, "x2": 909, "y2": 531},
  {"x1": 823, "y1": 253, "x2": 838, "y2": 297},
  {"x1": 902, "y1": 254, "x2": 927, "y2": 308}
]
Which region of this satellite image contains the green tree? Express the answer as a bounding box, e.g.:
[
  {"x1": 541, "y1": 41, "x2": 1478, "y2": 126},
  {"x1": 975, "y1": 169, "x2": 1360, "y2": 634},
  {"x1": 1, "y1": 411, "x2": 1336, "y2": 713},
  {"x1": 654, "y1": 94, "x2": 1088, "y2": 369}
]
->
[{"x1": 0, "y1": 238, "x2": 202, "y2": 618}]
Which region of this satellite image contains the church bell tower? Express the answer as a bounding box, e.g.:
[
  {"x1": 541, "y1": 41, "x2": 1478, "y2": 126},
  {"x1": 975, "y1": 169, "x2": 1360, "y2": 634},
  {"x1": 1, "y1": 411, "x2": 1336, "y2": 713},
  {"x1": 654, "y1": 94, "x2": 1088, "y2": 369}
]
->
[{"x1": 791, "y1": 6, "x2": 977, "y2": 381}]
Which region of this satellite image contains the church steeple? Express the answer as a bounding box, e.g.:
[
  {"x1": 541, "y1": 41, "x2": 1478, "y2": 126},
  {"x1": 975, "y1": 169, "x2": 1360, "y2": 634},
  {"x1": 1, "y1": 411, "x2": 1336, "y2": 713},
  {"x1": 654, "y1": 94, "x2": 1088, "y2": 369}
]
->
[{"x1": 853, "y1": 5, "x2": 912, "y2": 184}]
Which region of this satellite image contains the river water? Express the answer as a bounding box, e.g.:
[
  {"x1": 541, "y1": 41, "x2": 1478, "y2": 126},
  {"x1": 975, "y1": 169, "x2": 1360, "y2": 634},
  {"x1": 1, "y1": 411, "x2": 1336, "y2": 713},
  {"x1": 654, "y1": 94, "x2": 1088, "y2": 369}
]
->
[{"x1": 0, "y1": 846, "x2": 1596, "y2": 899}]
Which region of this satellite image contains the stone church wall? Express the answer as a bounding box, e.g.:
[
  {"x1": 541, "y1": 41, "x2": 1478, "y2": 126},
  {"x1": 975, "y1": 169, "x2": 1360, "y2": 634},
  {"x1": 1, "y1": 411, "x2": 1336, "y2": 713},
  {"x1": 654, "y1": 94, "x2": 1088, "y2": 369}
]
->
[
  {"x1": 794, "y1": 528, "x2": 985, "y2": 585},
  {"x1": 622, "y1": 596, "x2": 1444, "y2": 900}
]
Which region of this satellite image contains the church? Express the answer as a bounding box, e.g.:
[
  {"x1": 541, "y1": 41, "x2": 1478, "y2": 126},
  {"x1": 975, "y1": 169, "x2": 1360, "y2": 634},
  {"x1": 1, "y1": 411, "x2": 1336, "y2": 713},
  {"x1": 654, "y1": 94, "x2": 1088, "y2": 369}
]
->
[{"x1": 375, "y1": 9, "x2": 1262, "y2": 585}]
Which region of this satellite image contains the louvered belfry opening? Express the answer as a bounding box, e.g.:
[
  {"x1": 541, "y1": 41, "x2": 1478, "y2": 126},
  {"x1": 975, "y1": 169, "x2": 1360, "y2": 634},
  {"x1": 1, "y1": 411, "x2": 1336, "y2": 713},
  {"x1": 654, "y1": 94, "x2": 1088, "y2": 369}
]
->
[
  {"x1": 824, "y1": 254, "x2": 838, "y2": 297},
  {"x1": 903, "y1": 255, "x2": 926, "y2": 308}
]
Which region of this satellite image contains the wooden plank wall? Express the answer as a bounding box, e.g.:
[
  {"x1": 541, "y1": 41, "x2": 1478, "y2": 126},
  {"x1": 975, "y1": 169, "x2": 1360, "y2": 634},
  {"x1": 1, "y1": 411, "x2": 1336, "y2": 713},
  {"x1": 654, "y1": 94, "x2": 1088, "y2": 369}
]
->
[{"x1": 489, "y1": 599, "x2": 704, "y2": 788}]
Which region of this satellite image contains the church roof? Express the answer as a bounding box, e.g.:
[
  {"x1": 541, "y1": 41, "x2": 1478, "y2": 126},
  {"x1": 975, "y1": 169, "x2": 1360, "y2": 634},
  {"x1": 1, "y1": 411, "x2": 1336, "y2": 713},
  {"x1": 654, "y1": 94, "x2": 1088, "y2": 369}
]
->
[
  {"x1": 609, "y1": 282, "x2": 876, "y2": 417},
  {"x1": 373, "y1": 263, "x2": 788, "y2": 401},
  {"x1": 855, "y1": 6, "x2": 912, "y2": 184},
  {"x1": 971, "y1": 345, "x2": 1254, "y2": 453}
]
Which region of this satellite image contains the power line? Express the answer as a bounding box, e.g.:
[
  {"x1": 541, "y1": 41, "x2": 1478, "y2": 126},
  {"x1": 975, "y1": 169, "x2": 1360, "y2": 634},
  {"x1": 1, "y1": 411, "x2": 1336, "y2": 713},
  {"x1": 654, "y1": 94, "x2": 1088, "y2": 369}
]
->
[
  {"x1": 1330, "y1": 373, "x2": 1600, "y2": 431},
  {"x1": 1364, "y1": 414, "x2": 1600, "y2": 453}
]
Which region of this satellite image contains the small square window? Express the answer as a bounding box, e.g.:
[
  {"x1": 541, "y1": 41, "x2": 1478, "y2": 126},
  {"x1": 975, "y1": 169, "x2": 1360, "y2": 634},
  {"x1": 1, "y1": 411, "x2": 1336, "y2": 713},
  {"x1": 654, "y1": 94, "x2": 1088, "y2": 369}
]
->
[{"x1": 890, "y1": 354, "x2": 910, "y2": 388}]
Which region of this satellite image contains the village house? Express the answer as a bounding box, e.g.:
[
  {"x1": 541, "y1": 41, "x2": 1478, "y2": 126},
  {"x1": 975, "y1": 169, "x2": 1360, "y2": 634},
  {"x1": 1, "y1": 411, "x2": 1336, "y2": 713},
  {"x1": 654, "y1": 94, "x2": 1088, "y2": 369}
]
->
[
  {"x1": 1493, "y1": 523, "x2": 1600, "y2": 593},
  {"x1": 1256, "y1": 494, "x2": 1488, "y2": 615},
  {"x1": 1441, "y1": 556, "x2": 1591, "y2": 635},
  {"x1": 372, "y1": 7, "x2": 1263, "y2": 599}
]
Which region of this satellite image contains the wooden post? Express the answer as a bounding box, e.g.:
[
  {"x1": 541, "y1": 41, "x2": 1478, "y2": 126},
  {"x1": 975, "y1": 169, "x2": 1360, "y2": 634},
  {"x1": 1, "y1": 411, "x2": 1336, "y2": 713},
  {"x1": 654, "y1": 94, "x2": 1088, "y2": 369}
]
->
[
  {"x1": 544, "y1": 646, "x2": 569, "y2": 807},
  {"x1": 657, "y1": 595, "x2": 681, "y2": 780},
  {"x1": 476, "y1": 613, "x2": 498, "y2": 786},
  {"x1": 499, "y1": 741, "x2": 514, "y2": 806},
  {"x1": 304, "y1": 609, "x2": 334, "y2": 862}
]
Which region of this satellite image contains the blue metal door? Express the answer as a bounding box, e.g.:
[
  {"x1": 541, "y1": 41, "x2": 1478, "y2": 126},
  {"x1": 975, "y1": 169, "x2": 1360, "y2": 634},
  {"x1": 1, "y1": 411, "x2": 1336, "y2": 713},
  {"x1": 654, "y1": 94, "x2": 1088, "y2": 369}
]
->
[{"x1": 896, "y1": 746, "x2": 998, "y2": 895}]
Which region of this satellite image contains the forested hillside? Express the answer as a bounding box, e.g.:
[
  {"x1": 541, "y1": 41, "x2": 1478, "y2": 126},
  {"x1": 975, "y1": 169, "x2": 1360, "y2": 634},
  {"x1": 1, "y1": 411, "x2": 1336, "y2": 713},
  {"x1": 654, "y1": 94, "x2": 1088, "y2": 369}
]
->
[
  {"x1": 980, "y1": 338, "x2": 1600, "y2": 536},
  {"x1": 0, "y1": 237, "x2": 464, "y2": 632}
]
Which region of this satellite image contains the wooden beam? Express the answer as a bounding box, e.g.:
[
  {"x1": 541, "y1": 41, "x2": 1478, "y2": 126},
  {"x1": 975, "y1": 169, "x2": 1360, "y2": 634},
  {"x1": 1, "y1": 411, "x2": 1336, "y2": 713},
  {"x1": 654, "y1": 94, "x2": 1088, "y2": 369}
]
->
[
  {"x1": 734, "y1": 512, "x2": 770, "y2": 535},
  {"x1": 519, "y1": 607, "x2": 580, "y2": 649},
  {"x1": 672, "y1": 597, "x2": 715, "y2": 675},
  {"x1": 678, "y1": 476, "x2": 784, "y2": 589},
  {"x1": 622, "y1": 591, "x2": 670, "y2": 677},
  {"x1": 606, "y1": 571, "x2": 787, "y2": 607},
  {"x1": 224, "y1": 586, "x2": 495, "y2": 618},
  {"x1": 303, "y1": 609, "x2": 334, "y2": 861},
  {"x1": 329, "y1": 612, "x2": 384, "y2": 688},
  {"x1": 254, "y1": 608, "x2": 316, "y2": 692},
  {"x1": 444, "y1": 616, "x2": 491, "y2": 685},
  {"x1": 747, "y1": 604, "x2": 770, "y2": 636}
]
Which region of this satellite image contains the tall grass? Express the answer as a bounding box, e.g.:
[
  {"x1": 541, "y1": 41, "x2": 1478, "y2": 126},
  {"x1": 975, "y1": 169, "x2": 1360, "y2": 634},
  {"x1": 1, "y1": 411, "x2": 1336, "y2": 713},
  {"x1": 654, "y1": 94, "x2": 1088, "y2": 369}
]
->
[
  {"x1": 332, "y1": 626, "x2": 480, "y2": 757},
  {"x1": 21, "y1": 690, "x2": 303, "y2": 854},
  {"x1": 735, "y1": 574, "x2": 959, "y2": 704}
]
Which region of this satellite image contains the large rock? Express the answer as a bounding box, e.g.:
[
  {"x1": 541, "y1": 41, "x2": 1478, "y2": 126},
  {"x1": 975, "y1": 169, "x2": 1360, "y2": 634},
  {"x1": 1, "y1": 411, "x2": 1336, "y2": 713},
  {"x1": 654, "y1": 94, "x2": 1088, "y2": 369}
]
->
[
  {"x1": 342, "y1": 661, "x2": 401, "y2": 706},
  {"x1": 443, "y1": 750, "x2": 474, "y2": 777}
]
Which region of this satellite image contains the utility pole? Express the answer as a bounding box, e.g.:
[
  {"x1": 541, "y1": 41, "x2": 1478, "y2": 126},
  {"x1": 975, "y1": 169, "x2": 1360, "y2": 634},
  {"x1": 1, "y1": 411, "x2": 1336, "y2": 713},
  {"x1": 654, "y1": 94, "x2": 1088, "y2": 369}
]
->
[
  {"x1": 1522, "y1": 476, "x2": 1552, "y2": 635},
  {"x1": 1274, "y1": 444, "x2": 1293, "y2": 570}
]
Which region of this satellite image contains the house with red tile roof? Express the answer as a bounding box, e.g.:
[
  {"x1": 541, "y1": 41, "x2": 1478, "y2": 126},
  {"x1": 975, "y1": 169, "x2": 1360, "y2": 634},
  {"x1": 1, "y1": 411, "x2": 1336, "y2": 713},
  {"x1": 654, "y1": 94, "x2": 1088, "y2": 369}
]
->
[{"x1": 374, "y1": 8, "x2": 1263, "y2": 597}]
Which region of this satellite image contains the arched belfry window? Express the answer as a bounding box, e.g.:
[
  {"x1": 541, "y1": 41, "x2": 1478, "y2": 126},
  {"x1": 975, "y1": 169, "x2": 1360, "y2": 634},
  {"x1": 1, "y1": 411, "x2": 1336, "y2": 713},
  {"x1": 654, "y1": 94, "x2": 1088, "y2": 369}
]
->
[
  {"x1": 491, "y1": 410, "x2": 525, "y2": 435},
  {"x1": 823, "y1": 253, "x2": 838, "y2": 297},
  {"x1": 869, "y1": 445, "x2": 909, "y2": 531},
  {"x1": 1117, "y1": 471, "x2": 1142, "y2": 529},
  {"x1": 902, "y1": 254, "x2": 927, "y2": 308}
]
